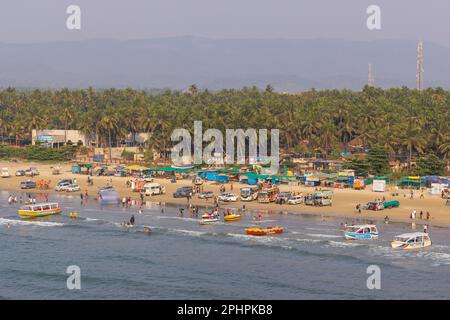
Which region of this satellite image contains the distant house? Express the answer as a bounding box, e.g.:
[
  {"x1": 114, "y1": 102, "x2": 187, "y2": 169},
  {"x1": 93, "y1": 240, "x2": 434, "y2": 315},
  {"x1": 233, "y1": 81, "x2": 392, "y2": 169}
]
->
[{"x1": 32, "y1": 130, "x2": 94, "y2": 147}]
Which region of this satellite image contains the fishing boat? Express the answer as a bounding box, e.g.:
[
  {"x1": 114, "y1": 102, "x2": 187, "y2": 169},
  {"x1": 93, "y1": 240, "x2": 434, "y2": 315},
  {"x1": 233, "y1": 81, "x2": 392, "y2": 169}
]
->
[
  {"x1": 224, "y1": 214, "x2": 241, "y2": 222},
  {"x1": 245, "y1": 226, "x2": 283, "y2": 236},
  {"x1": 343, "y1": 224, "x2": 378, "y2": 240},
  {"x1": 391, "y1": 232, "x2": 432, "y2": 250},
  {"x1": 17, "y1": 202, "x2": 62, "y2": 218}
]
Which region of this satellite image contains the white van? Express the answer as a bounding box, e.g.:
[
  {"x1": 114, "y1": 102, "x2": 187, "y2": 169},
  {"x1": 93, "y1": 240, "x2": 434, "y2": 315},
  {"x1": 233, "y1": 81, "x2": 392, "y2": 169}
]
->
[
  {"x1": 144, "y1": 183, "x2": 165, "y2": 196},
  {"x1": 1, "y1": 168, "x2": 10, "y2": 178}
]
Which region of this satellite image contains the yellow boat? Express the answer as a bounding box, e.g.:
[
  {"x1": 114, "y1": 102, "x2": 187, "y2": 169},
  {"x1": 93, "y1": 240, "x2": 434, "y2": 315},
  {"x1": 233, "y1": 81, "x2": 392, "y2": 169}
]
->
[
  {"x1": 17, "y1": 202, "x2": 62, "y2": 218},
  {"x1": 224, "y1": 214, "x2": 241, "y2": 222}
]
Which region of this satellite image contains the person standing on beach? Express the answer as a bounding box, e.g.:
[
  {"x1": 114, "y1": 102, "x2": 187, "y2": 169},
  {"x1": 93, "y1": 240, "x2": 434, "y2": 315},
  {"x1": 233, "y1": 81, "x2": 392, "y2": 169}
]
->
[
  {"x1": 423, "y1": 224, "x2": 428, "y2": 233},
  {"x1": 419, "y1": 211, "x2": 423, "y2": 219},
  {"x1": 426, "y1": 211, "x2": 430, "y2": 220}
]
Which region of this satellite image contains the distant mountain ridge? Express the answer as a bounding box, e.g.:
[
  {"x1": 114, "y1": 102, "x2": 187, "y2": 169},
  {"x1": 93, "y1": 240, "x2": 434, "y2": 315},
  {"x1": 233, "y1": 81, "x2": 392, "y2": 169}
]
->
[{"x1": 0, "y1": 37, "x2": 449, "y2": 91}]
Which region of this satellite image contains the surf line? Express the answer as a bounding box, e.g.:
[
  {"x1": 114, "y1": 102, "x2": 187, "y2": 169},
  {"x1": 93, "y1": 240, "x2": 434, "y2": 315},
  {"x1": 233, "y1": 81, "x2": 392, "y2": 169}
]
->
[{"x1": 177, "y1": 304, "x2": 211, "y2": 318}]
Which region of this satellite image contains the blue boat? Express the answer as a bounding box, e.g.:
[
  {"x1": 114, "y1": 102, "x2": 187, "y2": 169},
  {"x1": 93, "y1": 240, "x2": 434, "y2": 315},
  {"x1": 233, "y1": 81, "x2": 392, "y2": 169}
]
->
[{"x1": 344, "y1": 225, "x2": 379, "y2": 240}]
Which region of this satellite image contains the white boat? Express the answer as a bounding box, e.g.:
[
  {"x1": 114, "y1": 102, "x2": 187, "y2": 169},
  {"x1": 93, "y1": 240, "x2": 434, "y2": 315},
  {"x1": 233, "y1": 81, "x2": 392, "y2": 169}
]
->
[
  {"x1": 344, "y1": 224, "x2": 378, "y2": 240},
  {"x1": 199, "y1": 213, "x2": 220, "y2": 225},
  {"x1": 391, "y1": 232, "x2": 432, "y2": 250}
]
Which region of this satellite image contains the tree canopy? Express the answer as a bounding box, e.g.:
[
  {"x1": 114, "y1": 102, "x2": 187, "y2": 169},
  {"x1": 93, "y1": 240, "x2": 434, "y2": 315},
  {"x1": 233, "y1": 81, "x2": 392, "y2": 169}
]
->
[{"x1": 0, "y1": 86, "x2": 448, "y2": 163}]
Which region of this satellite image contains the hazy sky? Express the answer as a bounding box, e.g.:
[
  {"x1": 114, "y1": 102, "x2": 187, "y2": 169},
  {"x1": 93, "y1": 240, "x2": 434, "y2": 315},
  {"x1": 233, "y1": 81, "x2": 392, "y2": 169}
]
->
[{"x1": 0, "y1": 0, "x2": 449, "y2": 47}]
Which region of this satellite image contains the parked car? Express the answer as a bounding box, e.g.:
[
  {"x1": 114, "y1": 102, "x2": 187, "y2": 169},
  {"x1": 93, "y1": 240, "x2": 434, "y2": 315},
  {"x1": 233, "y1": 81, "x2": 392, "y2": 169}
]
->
[
  {"x1": 1, "y1": 168, "x2": 10, "y2": 178},
  {"x1": 173, "y1": 186, "x2": 193, "y2": 198},
  {"x1": 25, "y1": 168, "x2": 40, "y2": 176},
  {"x1": 114, "y1": 170, "x2": 127, "y2": 177},
  {"x1": 276, "y1": 192, "x2": 292, "y2": 204},
  {"x1": 143, "y1": 175, "x2": 154, "y2": 182},
  {"x1": 66, "y1": 184, "x2": 81, "y2": 192},
  {"x1": 218, "y1": 192, "x2": 238, "y2": 202},
  {"x1": 15, "y1": 170, "x2": 26, "y2": 177},
  {"x1": 198, "y1": 191, "x2": 214, "y2": 199},
  {"x1": 288, "y1": 195, "x2": 303, "y2": 205},
  {"x1": 20, "y1": 180, "x2": 36, "y2": 189},
  {"x1": 55, "y1": 181, "x2": 72, "y2": 191}
]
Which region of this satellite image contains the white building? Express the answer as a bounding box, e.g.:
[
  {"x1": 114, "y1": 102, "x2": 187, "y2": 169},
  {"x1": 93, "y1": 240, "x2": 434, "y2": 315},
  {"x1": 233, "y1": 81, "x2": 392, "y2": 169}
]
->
[{"x1": 32, "y1": 130, "x2": 94, "y2": 147}]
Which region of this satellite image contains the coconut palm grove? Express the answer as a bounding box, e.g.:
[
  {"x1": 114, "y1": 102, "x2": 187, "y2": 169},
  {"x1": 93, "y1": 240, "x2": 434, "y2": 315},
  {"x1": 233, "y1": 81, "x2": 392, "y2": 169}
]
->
[{"x1": 0, "y1": 85, "x2": 448, "y2": 171}]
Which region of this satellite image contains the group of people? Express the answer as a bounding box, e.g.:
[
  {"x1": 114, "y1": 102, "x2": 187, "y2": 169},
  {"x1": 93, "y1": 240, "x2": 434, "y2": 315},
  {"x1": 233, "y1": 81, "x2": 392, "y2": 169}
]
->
[
  {"x1": 8, "y1": 193, "x2": 43, "y2": 205},
  {"x1": 410, "y1": 209, "x2": 431, "y2": 221}
]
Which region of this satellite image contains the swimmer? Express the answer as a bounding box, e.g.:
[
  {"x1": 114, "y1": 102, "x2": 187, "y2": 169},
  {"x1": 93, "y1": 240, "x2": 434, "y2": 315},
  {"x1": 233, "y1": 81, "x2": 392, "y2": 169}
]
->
[{"x1": 143, "y1": 226, "x2": 152, "y2": 235}]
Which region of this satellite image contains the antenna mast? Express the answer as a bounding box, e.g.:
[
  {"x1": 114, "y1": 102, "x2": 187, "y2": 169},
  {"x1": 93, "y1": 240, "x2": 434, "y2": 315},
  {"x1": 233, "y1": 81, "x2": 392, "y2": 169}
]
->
[
  {"x1": 368, "y1": 63, "x2": 375, "y2": 87},
  {"x1": 416, "y1": 40, "x2": 424, "y2": 91}
]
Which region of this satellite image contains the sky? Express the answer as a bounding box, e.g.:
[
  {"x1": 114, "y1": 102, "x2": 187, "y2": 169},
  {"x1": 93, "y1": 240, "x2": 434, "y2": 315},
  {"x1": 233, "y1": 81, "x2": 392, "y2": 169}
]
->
[{"x1": 0, "y1": 0, "x2": 449, "y2": 47}]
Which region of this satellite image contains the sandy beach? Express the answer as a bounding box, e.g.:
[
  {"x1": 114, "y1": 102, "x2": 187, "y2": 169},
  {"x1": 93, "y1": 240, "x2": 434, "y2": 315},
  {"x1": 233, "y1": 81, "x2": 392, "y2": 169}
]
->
[{"x1": 1, "y1": 160, "x2": 449, "y2": 227}]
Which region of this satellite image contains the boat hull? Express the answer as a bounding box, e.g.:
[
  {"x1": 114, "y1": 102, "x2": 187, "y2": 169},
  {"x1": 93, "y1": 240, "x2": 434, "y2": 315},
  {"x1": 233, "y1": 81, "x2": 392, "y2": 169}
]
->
[
  {"x1": 391, "y1": 240, "x2": 432, "y2": 250},
  {"x1": 199, "y1": 218, "x2": 220, "y2": 225},
  {"x1": 224, "y1": 215, "x2": 241, "y2": 221},
  {"x1": 17, "y1": 208, "x2": 62, "y2": 218},
  {"x1": 344, "y1": 232, "x2": 378, "y2": 240}
]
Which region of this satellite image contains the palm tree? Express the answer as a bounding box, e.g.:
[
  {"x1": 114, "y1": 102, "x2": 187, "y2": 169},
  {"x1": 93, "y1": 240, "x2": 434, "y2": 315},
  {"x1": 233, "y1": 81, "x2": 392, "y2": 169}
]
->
[
  {"x1": 61, "y1": 107, "x2": 73, "y2": 144},
  {"x1": 99, "y1": 114, "x2": 118, "y2": 163}
]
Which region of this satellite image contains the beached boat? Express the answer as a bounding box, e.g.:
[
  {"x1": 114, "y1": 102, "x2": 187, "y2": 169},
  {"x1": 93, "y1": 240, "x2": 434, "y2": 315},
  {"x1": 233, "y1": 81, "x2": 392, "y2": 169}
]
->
[
  {"x1": 391, "y1": 232, "x2": 432, "y2": 250},
  {"x1": 245, "y1": 226, "x2": 283, "y2": 236},
  {"x1": 17, "y1": 202, "x2": 62, "y2": 218},
  {"x1": 224, "y1": 214, "x2": 241, "y2": 222},
  {"x1": 344, "y1": 224, "x2": 378, "y2": 240}
]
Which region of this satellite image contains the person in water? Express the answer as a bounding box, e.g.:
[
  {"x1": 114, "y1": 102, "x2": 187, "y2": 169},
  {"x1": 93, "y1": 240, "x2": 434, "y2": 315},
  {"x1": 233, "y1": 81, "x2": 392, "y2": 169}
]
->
[{"x1": 130, "y1": 215, "x2": 135, "y2": 225}]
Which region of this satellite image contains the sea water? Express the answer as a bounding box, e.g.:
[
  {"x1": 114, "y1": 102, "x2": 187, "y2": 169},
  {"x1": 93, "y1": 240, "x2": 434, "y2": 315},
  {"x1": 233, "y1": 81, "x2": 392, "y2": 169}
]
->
[{"x1": 1, "y1": 191, "x2": 450, "y2": 299}]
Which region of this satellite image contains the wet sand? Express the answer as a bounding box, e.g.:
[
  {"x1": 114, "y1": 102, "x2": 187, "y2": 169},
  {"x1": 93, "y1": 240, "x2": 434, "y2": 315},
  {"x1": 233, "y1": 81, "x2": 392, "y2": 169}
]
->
[{"x1": 1, "y1": 161, "x2": 448, "y2": 227}]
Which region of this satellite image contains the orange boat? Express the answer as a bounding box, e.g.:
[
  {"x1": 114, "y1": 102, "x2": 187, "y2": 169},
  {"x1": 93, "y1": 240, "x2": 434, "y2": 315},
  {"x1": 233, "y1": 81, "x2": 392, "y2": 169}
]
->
[{"x1": 245, "y1": 226, "x2": 284, "y2": 236}]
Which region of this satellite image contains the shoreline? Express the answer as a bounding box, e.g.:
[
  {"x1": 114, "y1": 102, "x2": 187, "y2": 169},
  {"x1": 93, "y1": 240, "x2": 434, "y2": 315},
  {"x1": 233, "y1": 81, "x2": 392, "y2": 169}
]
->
[{"x1": 1, "y1": 160, "x2": 449, "y2": 228}]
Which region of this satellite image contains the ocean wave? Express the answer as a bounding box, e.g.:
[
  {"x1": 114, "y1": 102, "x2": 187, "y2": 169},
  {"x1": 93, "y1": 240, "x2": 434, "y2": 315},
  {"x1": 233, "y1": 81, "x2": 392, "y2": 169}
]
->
[
  {"x1": 169, "y1": 228, "x2": 212, "y2": 237},
  {"x1": 0, "y1": 218, "x2": 63, "y2": 227}
]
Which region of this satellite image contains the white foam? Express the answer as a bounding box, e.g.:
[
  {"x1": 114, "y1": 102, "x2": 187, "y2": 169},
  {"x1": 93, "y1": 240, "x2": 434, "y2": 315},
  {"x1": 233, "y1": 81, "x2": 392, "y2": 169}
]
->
[
  {"x1": 0, "y1": 218, "x2": 63, "y2": 227},
  {"x1": 326, "y1": 240, "x2": 364, "y2": 248},
  {"x1": 155, "y1": 216, "x2": 199, "y2": 222},
  {"x1": 169, "y1": 228, "x2": 208, "y2": 237},
  {"x1": 305, "y1": 233, "x2": 341, "y2": 239}
]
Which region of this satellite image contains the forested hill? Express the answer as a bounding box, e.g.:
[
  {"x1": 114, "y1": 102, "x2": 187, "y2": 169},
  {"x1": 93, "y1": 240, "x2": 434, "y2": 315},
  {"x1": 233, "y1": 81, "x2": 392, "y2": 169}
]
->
[
  {"x1": 0, "y1": 37, "x2": 449, "y2": 90},
  {"x1": 0, "y1": 86, "x2": 448, "y2": 162}
]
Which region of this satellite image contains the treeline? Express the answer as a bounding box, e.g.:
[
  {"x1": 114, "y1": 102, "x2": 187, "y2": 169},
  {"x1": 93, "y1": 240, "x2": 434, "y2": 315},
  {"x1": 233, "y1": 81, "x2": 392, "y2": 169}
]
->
[
  {"x1": 0, "y1": 145, "x2": 74, "y2": 161},
  {"x1": 0, "y1": 86, "x2": 448, "y2": 163}
]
